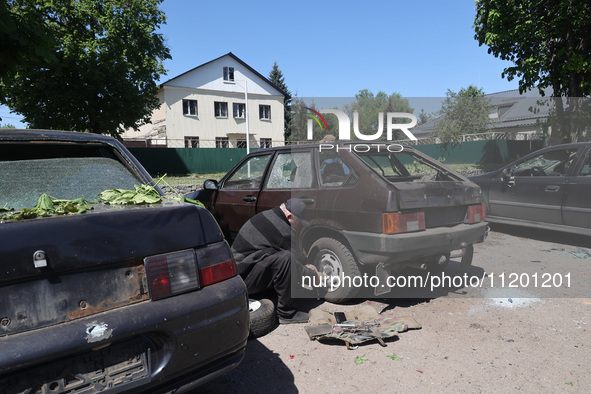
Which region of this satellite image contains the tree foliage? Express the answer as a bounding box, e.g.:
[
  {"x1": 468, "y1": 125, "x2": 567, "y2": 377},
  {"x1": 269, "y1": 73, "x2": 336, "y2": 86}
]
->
[
  {"x1": 433, "y1": 85, "x2": 494, "y2": 143},
  {"x1": 474, "y1": 0, "x2": 591, "y2": 142},
  {"x1": 417, "y1": 108, "x2": 431, "y2": 125},
  {"x1": 1, "y1": 0, "x2": 171, "y2": 137},
  {"x1": 344, "y1": 89, "x2": 414, "y2": 140},
  {"x1": 289, "y1": 98, "x2": 339, "y2": 142},
  {"x1": 0, "y1": 0, "x2": 56, "y2": 84},
  {"x1": 268, "y1": 61, "x2": 292, "y2": 141},
  {"x1": 290, "y1": 90, "x2": 415, "y2": 142}
]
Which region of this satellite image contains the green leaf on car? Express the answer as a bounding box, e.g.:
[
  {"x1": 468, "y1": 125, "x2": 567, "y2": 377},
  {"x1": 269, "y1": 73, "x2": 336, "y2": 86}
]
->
[{"x1": 1, "y1": 175, "x2": 205, "y2": 221}]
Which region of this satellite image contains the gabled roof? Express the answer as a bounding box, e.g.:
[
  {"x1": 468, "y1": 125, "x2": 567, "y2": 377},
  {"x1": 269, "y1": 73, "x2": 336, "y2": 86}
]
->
[
  {"x1": 412, "y1": 88, "x2": 554, "y2": 137},
  {"x1": 160, "y1": 52, "x2": 290, "y2": 100}
]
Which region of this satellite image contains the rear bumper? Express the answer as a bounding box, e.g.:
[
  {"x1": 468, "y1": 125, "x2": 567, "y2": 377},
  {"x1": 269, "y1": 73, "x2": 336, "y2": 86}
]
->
[
  {"x1": 0, "y1": 275, "x2": 249, "y2": 392},
  {"x1": 343, "y1": 222, "x2": 488, "y2": 265}
]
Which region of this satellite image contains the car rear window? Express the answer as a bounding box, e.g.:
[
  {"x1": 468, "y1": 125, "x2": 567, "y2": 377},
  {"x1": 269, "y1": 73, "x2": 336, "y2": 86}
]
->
[
  {"x1": 355, "y1": 150, "x2": 462, "y2": 182},
  {"x1": 1, "y1": 144, "x2": 141, "y2": 209}
]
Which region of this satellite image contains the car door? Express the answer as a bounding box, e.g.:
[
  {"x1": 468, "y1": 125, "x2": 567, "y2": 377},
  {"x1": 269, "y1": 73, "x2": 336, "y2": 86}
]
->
[
  {"x1": 315, "y1": 148, "x2": 357, "y2": 230},
  {"x1": 213, "y1": 153, "x2": 273, "y2": 241},
  {"x1": 562, "y1": 146, "x2": 591, "y2": 229},
  {"x1": 256, "y1": 149, "x2": 318, "y2": 215},
  {"x1": 488, "y1": 146, "x2": 578, "y2": 225}
]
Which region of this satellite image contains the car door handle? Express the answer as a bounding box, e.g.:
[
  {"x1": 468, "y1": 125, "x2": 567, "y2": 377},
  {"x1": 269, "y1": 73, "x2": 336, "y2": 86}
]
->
[
  {"x1": 242, "y1": 196, "x2": 257, "y2": 202},
  {"x1": 545, "y1": 185, "x2": 560, "y2": 192},
  {"x1": 300, "y1": 198, "x2": 315, "y2": 204}
]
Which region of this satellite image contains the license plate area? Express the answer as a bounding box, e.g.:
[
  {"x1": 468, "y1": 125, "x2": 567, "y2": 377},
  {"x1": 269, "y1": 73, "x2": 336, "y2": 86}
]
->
[{"x1": 1, "y1": 337, "x2": 151, "y2": 393}]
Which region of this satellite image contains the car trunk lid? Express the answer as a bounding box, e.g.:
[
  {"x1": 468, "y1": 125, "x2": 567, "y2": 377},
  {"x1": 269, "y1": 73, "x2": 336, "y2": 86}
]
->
[
  {"x1": 0, "y1": 202, "x2": 222, "y2": 336},
  {"x1": 392, "y1": 181, "x2": 483, "y2": 227}
]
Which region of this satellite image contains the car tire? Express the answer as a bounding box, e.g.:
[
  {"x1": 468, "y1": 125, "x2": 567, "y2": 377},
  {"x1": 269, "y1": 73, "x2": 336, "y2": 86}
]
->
[
  {"x1": 460, "y1": 244, "x2": 474, "y2": 270},
  {"x1": 311, "y1": 237, "x2": 361, "y2": 303},
  {"x1": 248, "y1": 298, "x2": 276, "y2": 338}
]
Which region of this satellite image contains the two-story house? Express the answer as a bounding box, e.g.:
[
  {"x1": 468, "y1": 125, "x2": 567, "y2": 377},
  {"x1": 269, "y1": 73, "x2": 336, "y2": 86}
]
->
[{"x1": 122, "y1": 52, "x2": 289, "y2": 148}]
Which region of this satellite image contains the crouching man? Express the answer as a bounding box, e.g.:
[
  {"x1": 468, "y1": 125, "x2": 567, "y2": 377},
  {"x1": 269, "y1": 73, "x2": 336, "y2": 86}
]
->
[{"x1": 231, "y1": 198, "x2": 322, "y2": 324}]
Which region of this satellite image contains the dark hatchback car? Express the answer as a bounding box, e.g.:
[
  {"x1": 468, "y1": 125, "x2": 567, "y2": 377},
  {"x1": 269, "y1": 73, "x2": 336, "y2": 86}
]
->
[
  {"x1": 190, "y1": 142, "x2": 488, "y2": 301},
  {"x1": 0, "y1": 130, "x2": 249, "y2": 393},
  {"x1": 469, "y1": 142, "x2": 591, "y2": 236}
]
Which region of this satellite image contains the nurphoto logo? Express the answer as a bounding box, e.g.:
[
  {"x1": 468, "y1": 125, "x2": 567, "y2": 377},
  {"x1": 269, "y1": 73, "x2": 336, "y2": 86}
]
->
[{"x1": 306, "y1": 109, "x2": 419, "y2": 141}]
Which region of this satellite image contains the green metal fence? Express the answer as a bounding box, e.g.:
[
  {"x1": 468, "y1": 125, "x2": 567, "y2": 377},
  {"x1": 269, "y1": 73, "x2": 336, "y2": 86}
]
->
[
  {"x1": 129, "y1": 140, "x2": 543, "y2": 175},
  {"x1": 413, "y1": 140, "x2": 543, "y2": 165},
  {"x1": 129, "y1": 147, "x2": 251, "y2": 175}
]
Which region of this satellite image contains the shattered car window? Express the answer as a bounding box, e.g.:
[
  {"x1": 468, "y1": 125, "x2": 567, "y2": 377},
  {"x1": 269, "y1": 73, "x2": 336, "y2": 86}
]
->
[
  {"x1": 355, "y1": 150, "x2": 461, "y2": 182},
  {"x1": 266, "y1": 151, "x2": 313, "y2": 189},
  {"x1": 1, "y1": 157, "x2": 141, "y2": 209},
  {"x1": 514, "y1": 148, "x2": 578, "y2": 176}
]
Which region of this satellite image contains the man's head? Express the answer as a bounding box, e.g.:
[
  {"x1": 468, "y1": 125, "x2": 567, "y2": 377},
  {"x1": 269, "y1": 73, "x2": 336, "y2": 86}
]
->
[{"x1": 281, "y1": 198, "x2": 309, "y2": 228}]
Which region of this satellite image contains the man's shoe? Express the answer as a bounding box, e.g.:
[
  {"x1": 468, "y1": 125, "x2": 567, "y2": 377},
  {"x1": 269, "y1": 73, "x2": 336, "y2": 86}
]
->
[{"x1": 278, "y1": 311, "x2": 309, "y2": 324}]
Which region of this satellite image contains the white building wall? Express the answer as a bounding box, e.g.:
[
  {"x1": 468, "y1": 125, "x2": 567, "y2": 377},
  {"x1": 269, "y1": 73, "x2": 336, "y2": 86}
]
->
[
  {"x1": 163, "y1": 86, "x2": 284, "y2": 147},
  {"x1": 123, "y1": 54, "x2": 285, "y2": 148}
]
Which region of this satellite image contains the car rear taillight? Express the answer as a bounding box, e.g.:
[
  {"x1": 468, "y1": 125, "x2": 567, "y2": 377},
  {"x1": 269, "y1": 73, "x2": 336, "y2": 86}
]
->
[
  {"x1": 144, "y1": 242, "x2": 237, "y2": 300},
  {"x1": 382, "y1": 212, "x2": 426, "y2": 234},
  {"x1": 195, "y1": 241, "x2": 237, "y2": 287},
  {"x1": 466, "y1": 204, "x2": 486, "y2": 224},
  {"x1": 145, "y1": 249, "x2": 200, "y2": 300}
]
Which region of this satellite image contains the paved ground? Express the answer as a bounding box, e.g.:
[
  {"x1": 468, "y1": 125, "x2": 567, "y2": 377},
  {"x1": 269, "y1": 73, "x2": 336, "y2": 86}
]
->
[{"x1": 196, "y1": 225, "x2": 591, "y2": 393}]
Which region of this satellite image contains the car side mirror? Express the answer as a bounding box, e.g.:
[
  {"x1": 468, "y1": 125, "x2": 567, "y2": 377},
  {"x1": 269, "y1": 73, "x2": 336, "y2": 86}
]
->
[
  {"x1": 501, "y1": 167, "x2": 515, "y2": 188},
  {"x1": 203, "y1": 179, "x2": 218, "y2": 190}
]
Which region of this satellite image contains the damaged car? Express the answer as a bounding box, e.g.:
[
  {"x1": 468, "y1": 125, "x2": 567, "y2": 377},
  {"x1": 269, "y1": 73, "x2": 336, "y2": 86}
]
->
[
  {"x1": 469, "y1": 142, "x2": 591, "y2": 236},
  {"x1": 0, "y1": 130, "x2": 249, "y2": 393},
  {"x1": 190, "y1": 141, "x2": 488, "y2": 302}
]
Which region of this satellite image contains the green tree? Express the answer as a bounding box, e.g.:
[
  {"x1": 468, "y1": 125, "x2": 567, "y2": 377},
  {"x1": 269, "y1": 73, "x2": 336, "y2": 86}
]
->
[
  {"x1": 1, "y1": 0, "x2": 170, "y2": 138},
  {"x1": 433, "y1": 86, "x2": 494, "y2": 143},
  {"x1": 0, "y1": 0, "x2": 56, "y2": 86},
  {"x1": 289, "y1": 98, "x2": 339, "y2": 143},
  {"x1": 345, "y1": 90, "x2": 414, "y2": 140},
  {"x1": 474, "y1": 0, "x2": 591, "y2": 143},
  {"x1": 417, "y1": 108, "x2": 431, "y2": 125},
  {"x1": 268, "y1": 62, "x2": 292, "y2": 141},
  {"x1": 0, "y1": 123, "x2": 16, "y2": 128}
]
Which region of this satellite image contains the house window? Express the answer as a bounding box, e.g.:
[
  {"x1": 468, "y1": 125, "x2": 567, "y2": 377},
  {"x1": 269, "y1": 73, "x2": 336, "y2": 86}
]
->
[
  {"x1": 215, "y1": 102, "x2": 228, "y2": 118},
  {"x1": 260, "y1": 138, "x2": 272, "y2": 148},
  {"x1": 223, "y1": 66, "x2": 234, "y2": 81},
  {"x1": 233, "y1": 103, "x2": 246, "y2": 118},
  {"x1": 183, "y1": 99, "x2": 197, "y2": 116},
  {"x1": 237, "y1": 139, "x2": 247, "y2": 148},
  {"x1": 184, "y1": 137, "x2": 199, "y2": 148},
  {"x1": 259, "y1": 105, "x2": 271, "y2": 120},
  {"x1": 497, "y1": 105, "x2": 513, "y2": 118},
  {"x1": 216, "y1": 137, "x2": 229, "y2": 148}
]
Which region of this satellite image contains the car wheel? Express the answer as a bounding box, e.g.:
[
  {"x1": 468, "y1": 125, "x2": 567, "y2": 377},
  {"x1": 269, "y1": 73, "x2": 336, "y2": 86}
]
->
[
  {"x1": 248, "y1": 298, "x2": 276, "y2": 338},
  {"x1": 311, "y1": 237, "x2": 361, "y2": 303},
  {"x1": 460, "y1": 244, "x2": 474, "y2": 270}
]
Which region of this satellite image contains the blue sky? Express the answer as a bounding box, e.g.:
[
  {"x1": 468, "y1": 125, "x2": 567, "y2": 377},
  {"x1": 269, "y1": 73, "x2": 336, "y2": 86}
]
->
[{"x1": 1, "y1": 0, "x2": 520, "y2": 128}]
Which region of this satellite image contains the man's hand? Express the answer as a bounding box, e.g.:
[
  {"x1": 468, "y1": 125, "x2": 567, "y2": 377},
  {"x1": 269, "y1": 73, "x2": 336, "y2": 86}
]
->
[{"x1": 305, "y1": 264, "x2": 325, "y2": 281}]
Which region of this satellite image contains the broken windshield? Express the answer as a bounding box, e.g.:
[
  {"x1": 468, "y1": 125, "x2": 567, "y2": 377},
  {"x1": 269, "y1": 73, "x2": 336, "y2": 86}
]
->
[
  {"x1": 355, "y1": 150, "x2": 461, "y2": 182},
  {"x1": 1, "y1": 156, "x2": 141, "y2": 209}
]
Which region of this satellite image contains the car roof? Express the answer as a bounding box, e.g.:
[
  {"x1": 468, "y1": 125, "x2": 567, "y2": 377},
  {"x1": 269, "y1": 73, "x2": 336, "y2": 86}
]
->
[
  {"x1": 539, "y1": 142, "x2": 591, "y2": 150},
  {"x1": 0, "y1": 129, "x2": 119, "y2": 145}
]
